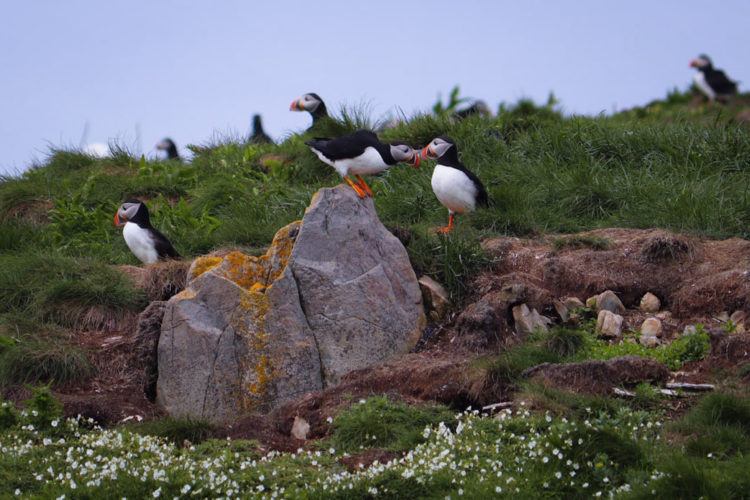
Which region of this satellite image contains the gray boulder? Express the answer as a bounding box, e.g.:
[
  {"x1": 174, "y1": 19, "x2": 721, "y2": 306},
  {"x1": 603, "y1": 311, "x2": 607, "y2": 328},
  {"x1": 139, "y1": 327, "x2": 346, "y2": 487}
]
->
[{"x1": 157, "y1": 186, "x2": 425, "y2": 423}]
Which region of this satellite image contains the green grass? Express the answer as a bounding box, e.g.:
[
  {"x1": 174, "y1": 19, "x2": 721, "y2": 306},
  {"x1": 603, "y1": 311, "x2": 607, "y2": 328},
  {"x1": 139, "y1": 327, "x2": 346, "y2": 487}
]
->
[
  {"x1": 328, "y1": 396, "x2": 455, "y2": 453},
  {"x1": 126, "y1": 417, "x2": 216, "y2": 445}
]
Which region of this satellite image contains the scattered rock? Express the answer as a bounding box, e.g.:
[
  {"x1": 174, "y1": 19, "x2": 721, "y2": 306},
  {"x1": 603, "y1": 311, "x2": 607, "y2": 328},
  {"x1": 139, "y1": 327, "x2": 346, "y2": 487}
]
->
[
  {"x1": 419, "y1": 276, "x2": 451, "y2": 321},
  {"x1": 553, "y1": 297, "x2": 585, "y2": 322},
  {"x1": 596, "y1": 290, "x2": 626, "y2": 315},
  {"x1": 158, "y1": 186, "x2": 425, "y2": 423},
  {"x1": 586, "y1": 296, "x2": 598, "y2": 309},
  {"x1": 640, "y1": 317, "x2": 663, "y2": 338},
  {"x1": 291, "y1": 416, "x2": 310, "y2": 440},
  {"x1": 683, "y1": 325, "x2": 698, "y2": 336},
  {"x1": 717, "y1": 311, "x2": 730, "y2": 322},
  {"x1": 512, "y1": 304, "x2": 551, "y2": 336},
  {"x1": 639, "y1": 292, "x2": 661, "y2": 313},
  {"x1": 655, "y1": 311, "x2": 672, "y2": 321},
  {"x1": 639, "y1": 335, "x2": 660, "y2": 348},
  {"x1": 133, "y1": 301, "x2": 167, "y2": 402},
  {"x1": 524, "y1": 356, "x2": 670, "y2": 394},
  {"x1": 596, "y1": 310, "x2": 624, "y2": 338},
  {"x1": 730, "y1": 310, "x2": 747, "y2": 333}
]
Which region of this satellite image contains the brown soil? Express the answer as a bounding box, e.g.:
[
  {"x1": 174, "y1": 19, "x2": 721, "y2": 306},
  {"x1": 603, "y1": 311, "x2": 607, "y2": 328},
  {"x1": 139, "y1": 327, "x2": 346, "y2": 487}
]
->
[{"x1": 9, "y1": 228, "x2": 749, "y2": 450}]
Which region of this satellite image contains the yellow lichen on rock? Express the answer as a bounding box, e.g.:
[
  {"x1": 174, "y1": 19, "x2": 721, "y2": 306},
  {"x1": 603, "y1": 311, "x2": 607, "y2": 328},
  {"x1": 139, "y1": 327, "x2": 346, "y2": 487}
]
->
[{"x1": 189, "y1": 256, "x2": 222, "y2": 281}]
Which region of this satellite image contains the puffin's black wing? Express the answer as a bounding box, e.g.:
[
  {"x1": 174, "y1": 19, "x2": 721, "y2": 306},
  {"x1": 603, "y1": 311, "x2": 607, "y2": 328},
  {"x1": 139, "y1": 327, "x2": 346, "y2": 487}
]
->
[
  {"x1": 466, "y1": 169, "x2": 490, "y2": 208},
  {"x1": 150, "y1": 229, "x2": 180, "y2": 260},
  {"x1": 707, "y1": 69, "x2": 738, "y2": 95},
  {"x1": 305, "y1": 130, "x2": 378, "y2": 161}
]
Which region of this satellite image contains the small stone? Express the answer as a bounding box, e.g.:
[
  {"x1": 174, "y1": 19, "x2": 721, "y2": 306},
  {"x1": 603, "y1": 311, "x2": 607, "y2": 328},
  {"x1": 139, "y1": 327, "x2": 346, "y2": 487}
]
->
[
  {"x1": 596, "y1": 290, "x2": 626, "y2": 315},
  {"x1": 512, "y1": 303, "x2": 552, "y2": 336},
  {"x1": 730, "y1": 311, "x2": 747, "y2": 333},
  {"x1": 717, "y1": 311, "x2": 730, "y2": 322},
  {"x1": 563, "y1": 297, "x2": 586, "y2": 310},
  {"x1": 640, "y1": 317, "x2": 663, "y2": 338},
  {"x1": 655, "y1": 311, "x2": 672, "y2": 321},
  {"x1": 639, "y1": 292, "x2": 661, "y2": 313},
  {"x1": 291, "y1": 416, "x2": 310, "y2": 440},
  {"x1": 586, "y1": 296, "x2": 598, "y2": 309},
  {"x1": 596, "y1": 310, "x2": 624, "y2": 338},
  {"x1": 639, "y1": 335, "x2": 660, "y2": 348},
  {"x1": 683, "y1": 325, "x2": 697, "y2": 336},
  {"x1": 418, "y1": 276, "x2": 451, "y2": 321}
]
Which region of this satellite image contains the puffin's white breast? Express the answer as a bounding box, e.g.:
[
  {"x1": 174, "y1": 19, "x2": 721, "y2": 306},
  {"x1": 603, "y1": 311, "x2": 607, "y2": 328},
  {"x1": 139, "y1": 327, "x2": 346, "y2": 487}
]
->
[
  {"x1": 123, "y1": 222, "x2": 159, "y2": 264},
  {"x1": 431, "y1": 164, "x2": 478, "y2": 214},
  {"x1": 334, "y1": 147, "x2": 389, "y2": 177},
  {"x1": 693, "y1": 72, "x2": 716, "y2": 100}
]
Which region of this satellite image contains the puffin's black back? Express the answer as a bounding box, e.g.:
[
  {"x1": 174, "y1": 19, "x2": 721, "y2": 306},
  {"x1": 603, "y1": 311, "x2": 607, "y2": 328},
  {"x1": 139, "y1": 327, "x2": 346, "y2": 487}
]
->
[
  {"x1": 124, "y1": 199, "x2": 180, "y2": 260},
  {"x1": 250, "y1": 115, "x2": 272, "y2": 144},
  {"x1": 306, "y1": 130, "x2": 386, "y2": 161}
]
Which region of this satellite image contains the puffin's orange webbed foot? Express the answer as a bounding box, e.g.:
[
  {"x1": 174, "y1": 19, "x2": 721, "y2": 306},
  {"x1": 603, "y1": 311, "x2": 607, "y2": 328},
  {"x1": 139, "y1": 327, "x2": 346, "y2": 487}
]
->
[
  {"x1": 344, "y1": 176, "x2": 368, "y2": 198},
  {"x1": 355, "y1": 175, "x2": 374, "y2": 197},
  {"x1": 435, "y1": 214, "x2": 455, "y2": 234}
]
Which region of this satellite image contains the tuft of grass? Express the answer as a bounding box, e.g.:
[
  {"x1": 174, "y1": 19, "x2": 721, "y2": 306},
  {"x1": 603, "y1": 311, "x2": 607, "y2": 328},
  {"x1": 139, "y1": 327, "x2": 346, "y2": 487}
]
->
[
  {"x1": 551, "y1": 234, "x2": 612, "y2": 252},
  {"x1": 329, "y1": 396, "x2": 455, "y2": 453},
  {"x1": 126, "y1": 417, "x2": 216, "y2": 445},
  {"x1": 672, "y1": 393, "x2": 750, "y2": 459},
  {"x1": 545, "y1": 326, "x2": 587, "y2": 357},
  {"x1": 0, "y1": 316, "x2": 93, "y2": 387}
]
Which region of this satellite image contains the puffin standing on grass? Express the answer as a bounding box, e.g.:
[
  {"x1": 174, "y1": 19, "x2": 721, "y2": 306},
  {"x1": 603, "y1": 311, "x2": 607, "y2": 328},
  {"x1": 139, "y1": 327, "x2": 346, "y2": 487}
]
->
[
  {"x1": 305, "y1": 130, "x2": 421, "y2": 198},
  {"x1": 156, "y1": 138, "x2": 181, "y2": 161},
  {"x1": 290, "y1": 92, "x2": 329, "y2": 129},
  {"x1": 114, "y1": 199, "x2": 179, "y2": 264},
  {"x1": 249, "y1": 114, "x2": 273, "y2": 144},
  {"x1": 421, "y1": 136, "x2": 489, "y2": 233},
  {"x1": 690, "y1": 54, "x2": 738, "y2": 102}
]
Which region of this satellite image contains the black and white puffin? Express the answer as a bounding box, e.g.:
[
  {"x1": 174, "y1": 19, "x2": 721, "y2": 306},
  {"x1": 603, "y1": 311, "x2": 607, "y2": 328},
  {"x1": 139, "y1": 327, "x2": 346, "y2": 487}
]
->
[
  {"x1": 114, "y1": 199, "x2": 179, "y2": 264},
  {"x1": 305, "y1": 129, "x2": 420, "y2": 198},
  {"x1": 454, "y1": 100, "x2": 492, "y2": 119},
  {"x1": 249, "y1": 114, "x2": 273, "y2": 144},
  {"x1": 421, "y1": 136, "x2": 489, "y2": 233},
  {"x1": 290, "y1": 92, "x2": 328, "y2": 128},
  {"x1": 156, "y1": 138, "x2": 181, "y2": 161},
  {"x1": 690, "y1": 54, "x2": 738, "y2": 101}
]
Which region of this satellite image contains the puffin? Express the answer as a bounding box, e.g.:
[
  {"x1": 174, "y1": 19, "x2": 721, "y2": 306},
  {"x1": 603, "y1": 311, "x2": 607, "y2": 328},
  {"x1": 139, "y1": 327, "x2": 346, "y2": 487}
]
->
[
  {"x1": 249, "y1": 114, "x2": 273, "y2": 144},
  {"x1": 454, "y1": 100, "x2": 492, "y2": 119},
  {"x1": 421, "y1": 136, "x2": 489, "y2": 233},
  {"x1": 114, "y1": 199, "x2": 179, "y2": 264},
  {"x1": 156, "y1": 138, "x2": 181, "y2": 161},
  {"x1": 290, "y1": 92, "x2": 329, "y2": 128},
  {"x1": 690, "y1": 55, "x2": 738, "y2": 101},
  {"x1": 305, "y1": 129, "x2": 420, "y2": 198}
]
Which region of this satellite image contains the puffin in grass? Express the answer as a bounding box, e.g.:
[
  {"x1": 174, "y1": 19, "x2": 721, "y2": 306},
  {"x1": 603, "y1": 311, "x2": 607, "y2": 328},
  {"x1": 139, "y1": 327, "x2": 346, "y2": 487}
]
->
[
  {"x1": 290, "y1": 92, "x2": 329, "y2": 130},
  {"x1": 690, "y1": 54, "x2": 738, "y2": 102},
  {"x1": 305, "y1": 129, "x2": 421, "y2": 198},
  {"x1": 114, "y1": 199, "x2": 179, "y2": 264},
  {"x1": 156, "y1": 138, "x2": 181, "y2": 161},
  {"x1": 421, "y1": 136, "x2": 489, "y2": 233}
]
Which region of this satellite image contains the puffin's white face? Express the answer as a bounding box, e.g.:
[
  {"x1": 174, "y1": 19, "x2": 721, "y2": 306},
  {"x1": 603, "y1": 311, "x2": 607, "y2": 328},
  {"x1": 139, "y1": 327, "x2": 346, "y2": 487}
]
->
[
  {"x1": 156, "y1": 139, "x2": 171, "y2": 151},
  {"x1": 114, "y1": 201, "x2": 141, "y2": 227},
  {"x1": 389, "y1": 143, "x2": 420, "y2": 167},
  {"x1": 421, "y1": 137, "x2": 454, "y2": 159},
  {"x1": 690, "y1": 56, "x2": 711, "y2": 69},
  {"x1": 290, "y1": 93, "x2": 322, "y2": 112}
]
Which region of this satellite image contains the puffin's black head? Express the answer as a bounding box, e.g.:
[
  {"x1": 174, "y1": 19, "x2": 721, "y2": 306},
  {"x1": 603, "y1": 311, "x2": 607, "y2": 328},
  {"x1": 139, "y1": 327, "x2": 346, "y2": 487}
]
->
[
  {"x1": 388, "y1": 142, "x2": 421, "y2": 168},
  {"x1": 290, "y1": 92, "x2": 327, "y2": 118},
  {"x1": 421, "y1": 136, "x2": 456, "y2": 159},
  {"x1": 690, "y1": 54, "x2": 713, "y2": 70},
  {"x1": 156, "y1": 138, "x2": 179, "y2": 159},
  {"x1": 252, "y1": 114, "x2": 264, "y2": 131},
  {"x1": 114, "y1": 199, "x2": 149, "y2": 227}
]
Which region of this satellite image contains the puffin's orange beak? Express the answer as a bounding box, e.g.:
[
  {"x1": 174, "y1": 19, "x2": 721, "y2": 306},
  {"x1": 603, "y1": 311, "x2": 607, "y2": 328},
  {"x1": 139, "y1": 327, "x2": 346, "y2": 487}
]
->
[
  {"x1": 114, "y1": 212, "x2": 124, "y2": 227},
  {"x1": 410, "y1": 152, "x2": 421, "y2": 168},
  {"x1": 689, "y1": 59, "x2": 698, "y2": 68},
  {"x1": 421, "y1": 145, "x2": 436, "y2": 159},
  {"x1": 290, "y1": 99, "x2": 301, "y2": 111}
]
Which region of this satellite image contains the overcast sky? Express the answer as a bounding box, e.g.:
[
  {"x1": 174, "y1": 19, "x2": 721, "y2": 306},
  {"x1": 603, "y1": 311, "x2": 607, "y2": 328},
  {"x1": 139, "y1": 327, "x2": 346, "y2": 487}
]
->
[{"x1": 1, "y1": 0, "x2": 748, "y2": 174}]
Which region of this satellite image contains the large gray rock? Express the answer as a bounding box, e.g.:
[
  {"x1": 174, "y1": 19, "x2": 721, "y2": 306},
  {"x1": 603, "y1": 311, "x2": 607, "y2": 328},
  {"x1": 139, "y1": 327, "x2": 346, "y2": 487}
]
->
[{"x1": 157, "y1": 186, "x2": 425, "y2": 423}]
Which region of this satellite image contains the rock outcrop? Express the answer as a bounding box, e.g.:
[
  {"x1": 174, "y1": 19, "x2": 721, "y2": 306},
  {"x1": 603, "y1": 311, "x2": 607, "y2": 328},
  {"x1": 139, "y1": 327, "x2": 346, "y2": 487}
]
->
[{"x1": 157, "y1": 186, "x2": 425, "y2": 423}]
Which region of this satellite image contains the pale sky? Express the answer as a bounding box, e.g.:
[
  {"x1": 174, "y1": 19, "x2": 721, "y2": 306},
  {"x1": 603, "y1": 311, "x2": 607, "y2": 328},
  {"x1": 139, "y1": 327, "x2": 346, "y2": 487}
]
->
[{"x1": 1, "y1": 0, "x2": 748, "y2": 174}]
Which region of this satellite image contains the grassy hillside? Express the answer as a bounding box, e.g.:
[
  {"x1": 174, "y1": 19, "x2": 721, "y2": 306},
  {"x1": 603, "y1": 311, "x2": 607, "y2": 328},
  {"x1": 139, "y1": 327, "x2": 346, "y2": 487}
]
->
[{"x1": 1, "y1": 91, "x2": 749, "y2": 389}]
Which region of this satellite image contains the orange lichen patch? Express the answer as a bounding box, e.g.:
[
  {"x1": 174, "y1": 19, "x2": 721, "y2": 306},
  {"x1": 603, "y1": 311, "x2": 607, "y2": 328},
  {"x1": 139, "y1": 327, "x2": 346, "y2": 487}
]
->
[
  {"x1": 204, "y1": 221, "x2": 300, "y2": 292},
  {"x1": 173, "y1": 287, "x2": 197, "y2": 301},
  {"x1": 189, "y1": 256, "x2": 222, "y2": 280},
  {"x1": 247, "y1": 355, "x2": 272, "y2": 396}
]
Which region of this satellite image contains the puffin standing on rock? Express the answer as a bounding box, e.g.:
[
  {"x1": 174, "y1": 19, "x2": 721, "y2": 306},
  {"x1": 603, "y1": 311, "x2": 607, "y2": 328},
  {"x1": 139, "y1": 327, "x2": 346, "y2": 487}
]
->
[
  {"x1": 690, "y1": 54, "x2": 738, "y2": 102},
  {"x1": 290, "y1": 92, "x2": 328, "y2": 129},
  {"x1": 421, "y1": 136, "x2": 489, "y2": 233},
  {"x1": 114, "y1": 199, "x2": 179, "y2": 264},
  {"x1": 305, "y1": 130, "x2": 420, "y2": 198}
]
